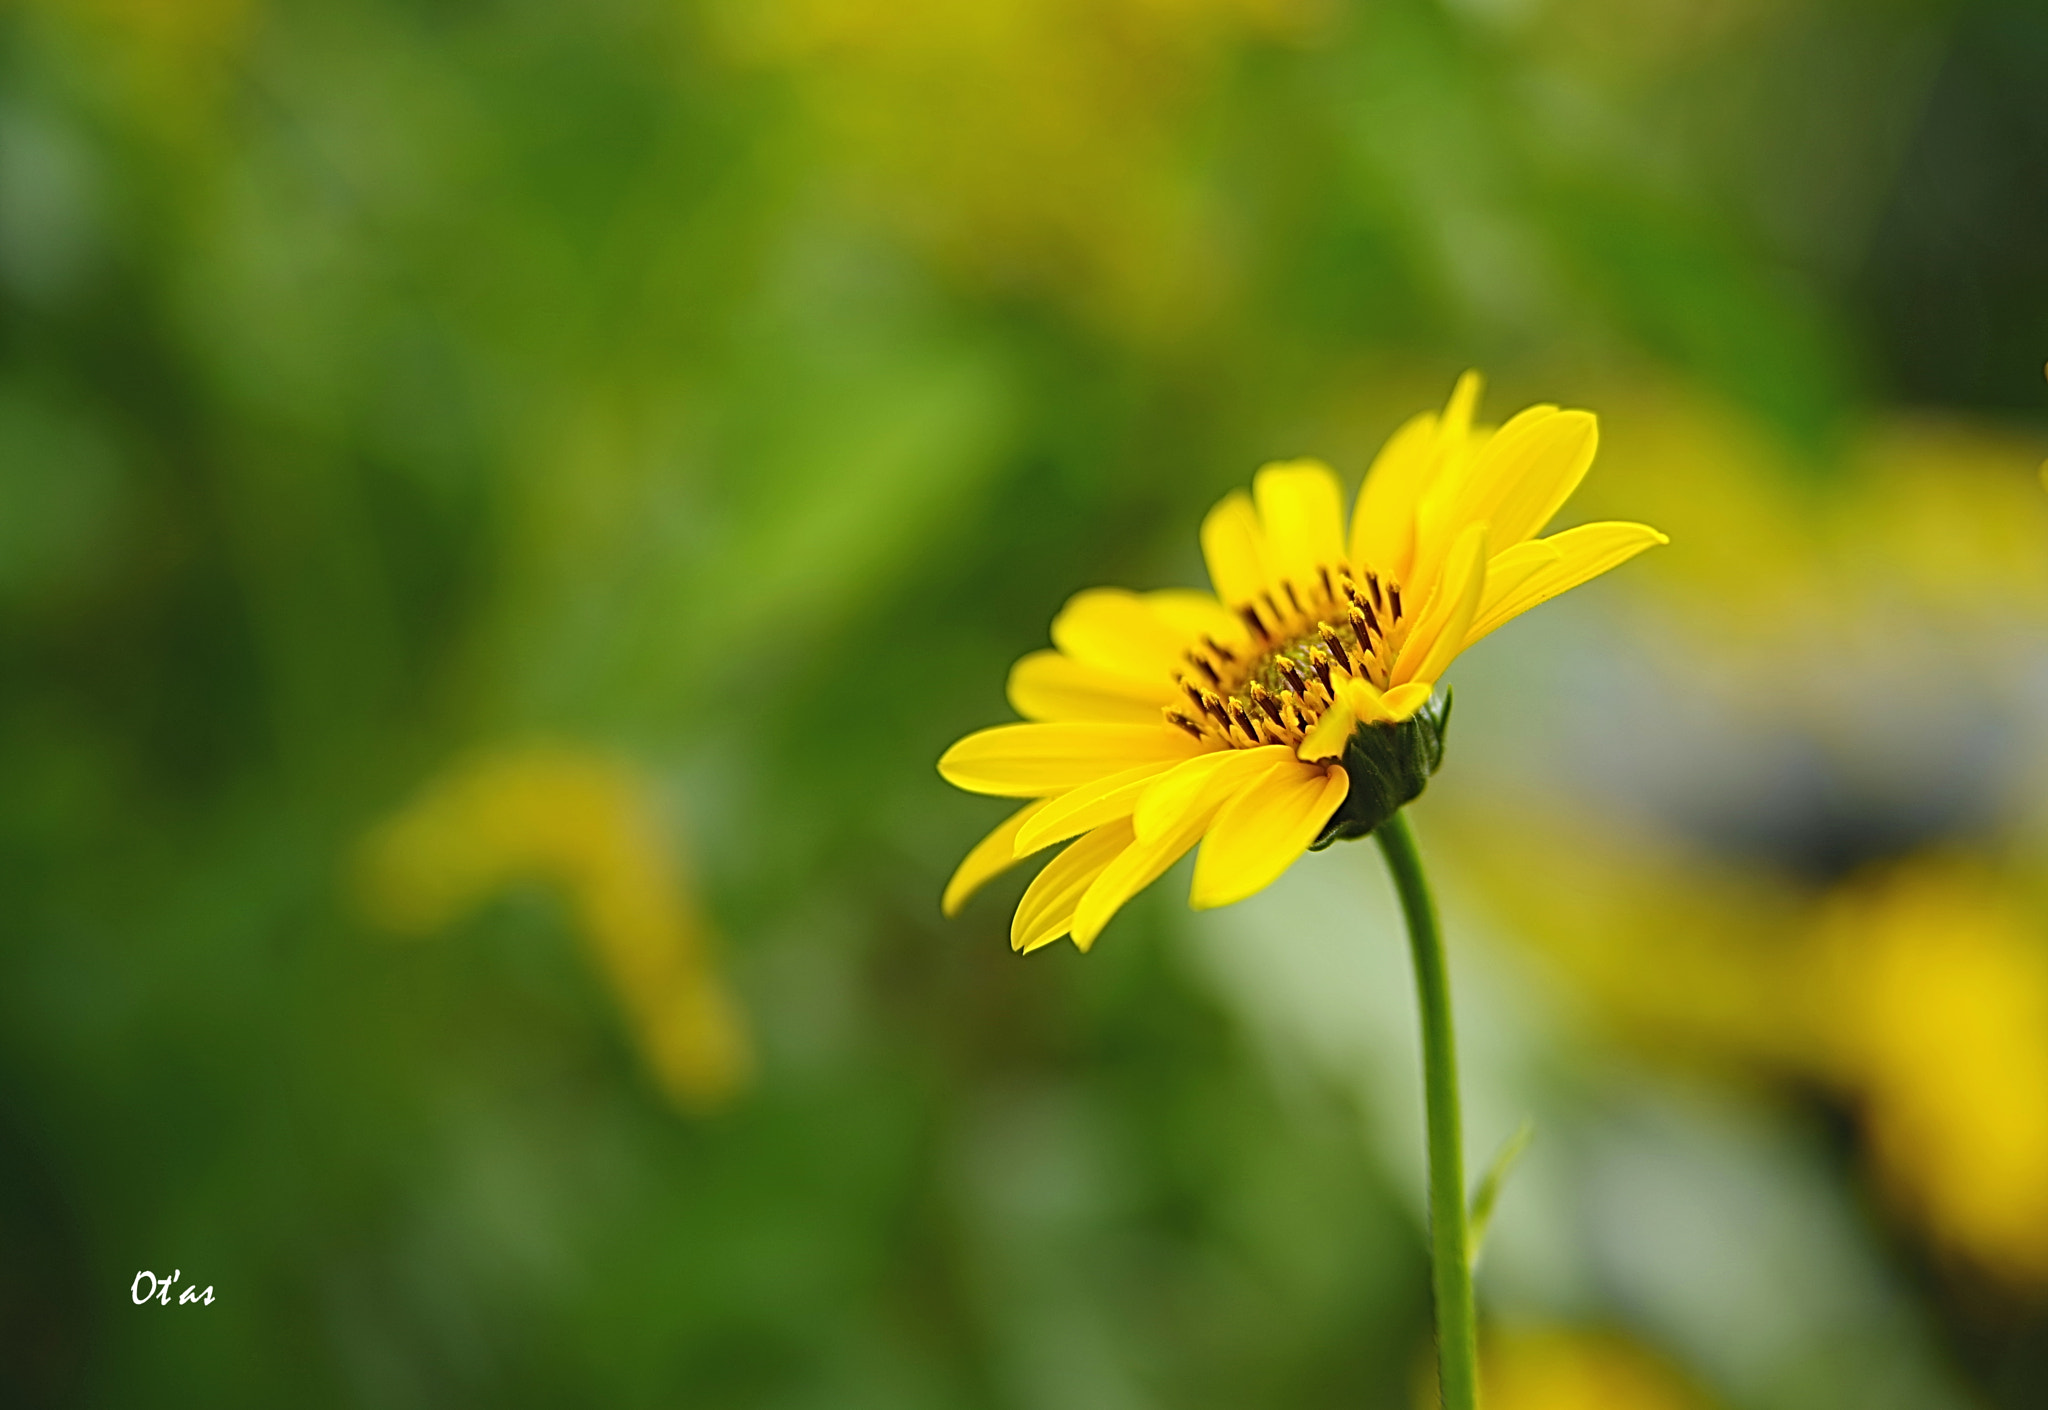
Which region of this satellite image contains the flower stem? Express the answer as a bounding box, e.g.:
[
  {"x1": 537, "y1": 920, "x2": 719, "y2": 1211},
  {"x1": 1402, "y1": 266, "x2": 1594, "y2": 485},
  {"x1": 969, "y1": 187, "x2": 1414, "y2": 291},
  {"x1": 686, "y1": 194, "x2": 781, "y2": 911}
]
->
[{"x1": 1375, "y1": 810, "x2": 1478, "y2": 1409}]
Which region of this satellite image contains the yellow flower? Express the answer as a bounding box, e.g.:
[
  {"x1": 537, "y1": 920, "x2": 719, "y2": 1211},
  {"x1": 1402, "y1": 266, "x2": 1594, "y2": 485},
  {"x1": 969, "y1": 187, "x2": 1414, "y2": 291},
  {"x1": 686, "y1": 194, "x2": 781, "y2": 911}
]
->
[
  {"x1": 1463, "y1": 1328, "x2": 1713, "y2": 1410},
  {"x1": 939, "y1": 373, "x2": 1667, "y2": 952},
  {"x1": 357, "y1": 747, "x2": 752, "y2": 1112}
]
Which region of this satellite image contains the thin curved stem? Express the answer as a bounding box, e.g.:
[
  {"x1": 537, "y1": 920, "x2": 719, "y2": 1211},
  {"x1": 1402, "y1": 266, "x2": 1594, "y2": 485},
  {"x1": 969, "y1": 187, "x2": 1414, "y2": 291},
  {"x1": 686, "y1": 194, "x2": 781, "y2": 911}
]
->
[{"x1": 1376, "y1": 810, "x2": 1478, "y2": 1409}]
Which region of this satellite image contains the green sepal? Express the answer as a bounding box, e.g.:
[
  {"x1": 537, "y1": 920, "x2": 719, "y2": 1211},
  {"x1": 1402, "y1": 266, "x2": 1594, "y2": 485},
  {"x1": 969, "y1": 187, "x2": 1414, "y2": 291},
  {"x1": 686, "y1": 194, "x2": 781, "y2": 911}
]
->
[{"x1": 1308, "y1": 688, "x2": 1452, "y2": 849}]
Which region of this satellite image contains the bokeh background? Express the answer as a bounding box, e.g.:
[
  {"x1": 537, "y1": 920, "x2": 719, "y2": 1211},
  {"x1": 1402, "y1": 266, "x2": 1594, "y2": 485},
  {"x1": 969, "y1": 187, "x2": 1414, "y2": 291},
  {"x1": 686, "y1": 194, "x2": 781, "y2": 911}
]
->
[{"x1": 4, "y1": 0, "x2": 2047, "y2": 1406}]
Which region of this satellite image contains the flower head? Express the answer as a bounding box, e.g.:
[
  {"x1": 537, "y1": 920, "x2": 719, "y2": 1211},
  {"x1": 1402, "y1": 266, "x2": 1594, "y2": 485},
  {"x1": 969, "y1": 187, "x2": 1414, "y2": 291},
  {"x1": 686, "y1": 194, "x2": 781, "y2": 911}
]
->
[{"x1": 940, "y1": 373, "x2": 1667, "y2": 952}]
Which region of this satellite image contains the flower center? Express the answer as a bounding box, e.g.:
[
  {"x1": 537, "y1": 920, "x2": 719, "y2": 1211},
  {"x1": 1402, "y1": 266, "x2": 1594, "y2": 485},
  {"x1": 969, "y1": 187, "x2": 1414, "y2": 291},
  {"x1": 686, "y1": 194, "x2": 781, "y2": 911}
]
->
[{"x1": 1166, "y1": 563, "x2": 1411, "y2": 750}]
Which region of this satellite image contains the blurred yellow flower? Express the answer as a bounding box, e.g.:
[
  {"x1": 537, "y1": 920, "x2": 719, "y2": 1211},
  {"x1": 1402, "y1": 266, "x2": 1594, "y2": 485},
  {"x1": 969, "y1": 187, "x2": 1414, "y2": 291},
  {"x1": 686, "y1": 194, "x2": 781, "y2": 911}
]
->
[
  {"x1": 1455, "y1": 802, "x2": 2048, "y2": 1285},
  {"x1": 939, "y1": 373, "x2": 1665, "y2": 951},
  {"x1": 711, "y1": 0, "x2": 1313, "y2": 331},
  {"x1": 356, "y1": 747, "x2": 752, "y2": 1112},
  {"x1": 1814, "y1": 857, "x2": 2048, "y2": 1284},
  {"x1": 1463, "y1": 1328, "x2": 1712, "y2": 1410}
]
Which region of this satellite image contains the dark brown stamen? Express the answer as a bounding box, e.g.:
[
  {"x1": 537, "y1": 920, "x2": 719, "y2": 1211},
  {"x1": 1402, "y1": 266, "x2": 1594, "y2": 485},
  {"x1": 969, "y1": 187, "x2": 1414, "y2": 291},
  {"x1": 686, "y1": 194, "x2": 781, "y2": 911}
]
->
[{"x1": 1318, "y1": 624, "x2": 1354, "y2": 673}]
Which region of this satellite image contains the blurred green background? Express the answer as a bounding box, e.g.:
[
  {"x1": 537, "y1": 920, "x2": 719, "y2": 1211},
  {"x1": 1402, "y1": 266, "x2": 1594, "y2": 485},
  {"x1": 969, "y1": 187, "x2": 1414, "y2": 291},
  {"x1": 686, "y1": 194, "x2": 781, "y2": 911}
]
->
[{"x1": 4, "y1": 1, "x2": 2048, "y2": 1406}]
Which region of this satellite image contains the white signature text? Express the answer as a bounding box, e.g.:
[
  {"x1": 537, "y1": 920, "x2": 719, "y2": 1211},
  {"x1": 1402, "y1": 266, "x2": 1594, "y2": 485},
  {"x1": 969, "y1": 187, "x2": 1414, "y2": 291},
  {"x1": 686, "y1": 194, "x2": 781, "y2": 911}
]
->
[{"x1": 131, "y1": 1270, "x2": 215, "y2": 1306}]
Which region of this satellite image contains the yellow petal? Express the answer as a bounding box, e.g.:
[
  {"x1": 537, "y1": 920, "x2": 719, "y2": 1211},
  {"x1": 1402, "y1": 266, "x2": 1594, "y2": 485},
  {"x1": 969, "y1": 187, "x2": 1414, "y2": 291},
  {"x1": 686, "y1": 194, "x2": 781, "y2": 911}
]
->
[
  {"x1": 1296, "y1": 693, "x2": 1356, "y2": 762},
  {"x1": 1348, "y1": 411, "x2": 1435, "y2": 579},
  {"x1": 1252, "y1": 459, "x2": 1347, "y2": 591},
  {"x1": 1142, "y1": 588, "x2": 1246, "y2": 648},
  {"x1": 1441, "y1": 406, "x2": 1598, "y2": 559},
  {"x1": 1071, "y1": 786, "x2": 1230, "y2": 950},
  {"x1": 1049, "y1": 588, "x2": 1198, "y2": 681},
  {"x1": 943, "y1": 800, "x2": 1053, "y2": 917},
  {"x1": 1464, "y1": 521, "x2": 1669, "y2": 647},
  {"x1": 1332, "y1": 676, "x2": 1395, "y2": 725},
  {"x1": 1011, "y1": 821, "x2": 1133, "y2": 953},
  {"x1": 1131, "y1": 745, "x2": 1292, "y2": 842},
  {"x1": 1392, "y1": 522, "x2": 1490, "y2": 686},
  {"x1": 938, "y1": 723, "x2": 1207, "y2": 798},
  {"x1": 1411, "y1": 403, "x2": 1551, "y2": 587},
  {"x1": 1380, "y1": 681, "x2": 1434, "y2": 720},
  {"x1": 1190, "y1": 763, "x2": 1350, "y2": 910},
  {"x1": 1440, "y1": 368, "x2": 1483, "y2": 441},
  {"x1": 1200, "y1": 490, "x2": 1268, "y2": 608},
  {"x1": 1474, "y1": 538, "x2": 1565, "y2": 626},
  {"x1": 1007, "y1": 650, "x2": 1178, "y2": 723},
  {"x1": 1014, "y1": 759, "x2": 1187, "y2": 853}
]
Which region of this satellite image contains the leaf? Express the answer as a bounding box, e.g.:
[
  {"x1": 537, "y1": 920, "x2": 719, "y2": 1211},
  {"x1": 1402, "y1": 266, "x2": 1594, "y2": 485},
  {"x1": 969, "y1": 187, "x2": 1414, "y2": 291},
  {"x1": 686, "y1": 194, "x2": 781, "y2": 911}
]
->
[{"x1": 1468, "y1": 1118, "x2": 1534, "y2": 1268}]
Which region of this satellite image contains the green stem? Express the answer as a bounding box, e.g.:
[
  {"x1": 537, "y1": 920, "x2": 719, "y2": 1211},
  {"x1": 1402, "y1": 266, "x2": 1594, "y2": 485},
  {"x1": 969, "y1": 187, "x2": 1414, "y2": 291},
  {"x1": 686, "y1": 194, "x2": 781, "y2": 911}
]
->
[{"x1": 1375, "y1": 810, "x2": 1478, "y2": 1410}]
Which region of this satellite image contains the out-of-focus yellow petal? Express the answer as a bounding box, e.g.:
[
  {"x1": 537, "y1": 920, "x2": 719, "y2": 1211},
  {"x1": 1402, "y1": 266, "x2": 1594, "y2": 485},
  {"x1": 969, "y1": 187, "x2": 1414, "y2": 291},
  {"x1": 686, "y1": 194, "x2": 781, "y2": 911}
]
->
[
  {"x1": 1201, "y1": 489, "x2": 1268, "y2": 607},
  {"x1": 1007, "y1": 650, "x2": 1177, "y2": 723},
  {"x1": 1131, "y1": 744, "x2": 1291, "y2": 842},
  {"x1": 1252, "y1": 459, "x2": 1347, "y2": 589},
  {"x1": 1476, "y1": 1327, "x2": 1712, "y2": 1410},
  {"x1": 1392, "y1": 522, "x2": 1489, "y2": 686},
  {"x1": 1014, "y1": 759, "x2": 1185, "y2": 853},
  {"x1": 1190, "y1": 763, "x2": 1348, "y2": 909},
  {"x1": 1012, "y1": 821, "x2": 1132, "y2": 954},
  {"x1": 943, "y1": 800, "x2": 1053, "y2": 917},
  {"x1": 357, "y1": 747, "x2": 750, "y2": 1112},
  {"x1": 1049, "y1": 587, "x2": 1199, "y2": 680},
  {"x1": 1142, "y1": 588, "x2": 1246, "y2": 648},
  {"x1": 1464, "y1": 521, "x2": 1669, "y2": 648},
  {"x1": 938, "y1": 722, "x2": 1207, "y2": 797}
]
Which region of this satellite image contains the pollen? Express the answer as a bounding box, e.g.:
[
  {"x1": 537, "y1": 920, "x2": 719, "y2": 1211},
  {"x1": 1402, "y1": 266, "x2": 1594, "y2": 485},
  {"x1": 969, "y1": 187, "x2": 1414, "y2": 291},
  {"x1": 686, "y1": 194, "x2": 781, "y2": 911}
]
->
[{"x1": 1170, "y1": 563, "x2": 1410, "y2": 750}]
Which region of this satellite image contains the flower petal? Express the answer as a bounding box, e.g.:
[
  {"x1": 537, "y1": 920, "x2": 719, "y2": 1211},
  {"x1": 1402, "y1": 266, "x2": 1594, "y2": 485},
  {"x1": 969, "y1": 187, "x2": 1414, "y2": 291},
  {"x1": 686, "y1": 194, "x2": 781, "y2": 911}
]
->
[
  {"x1": 1132, "y1": 744, "x2": 1293, "y2": 842},
  {"x1": 1007, "y1": 650, "x2": 1178, "y2": 723},
  {"x1": 1433, "y1": 406, "x2": 1598, "y2": 573},
  {"x1": 1253, "y1": 459, "x2": 1347, "y2": 591},
  {"x1": 1071, "y1": 793, "x2": 1224, "y2": 950},
  {"x1": 1201, "y1": 490, "x2": 1269, "y2": 608},
  {"x1": 1411, "y1": 404, "x2": 1550, "y2": 586},
  {"x1": 1297, "y1": 692, "x2": 1357, "y2": 762},
  {"x1": 1464, "y1": 521, "x2": 1669, "y2": 647},
  {"x1": 1380, "y1": 682, "x2": 1434, "y2": 720},
  {"x1": 1392, "y1": 522, "x2": 1489, "y2": 686},
  {"x1": 1351, "y1": 372, "x2": 1483, "y2": 580},
  {"x1": 1190, "y1": 763, "x2": 1350, "y2": 910},
  {"x1": 1142, "y1": 589, "x2": 1245, "y2": 648},
  {"x1": 1050, "y1": 588, "x2": 1198, "y2": 681},
  {"x1": 1012, "y1": 821, "x2": 1133, "y2": 953},
  {"x1": 1474, "y1": 538, "x2": 1565, "y2": 626},
  {"x1": 938, "y1": 723, "x2": 1207, "y2": 798},
  {"x1": 943, "y1": 800, "x2": 1053, "y2": 917},
  {"x1": 1014, "y1": 759, "x2": 1187, "y2": 853}
]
